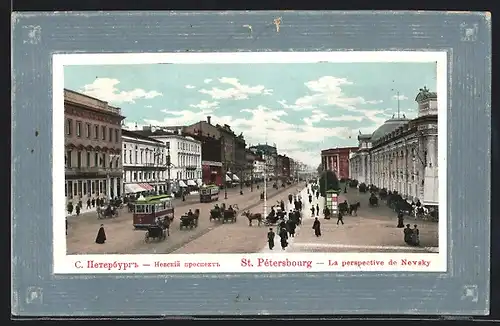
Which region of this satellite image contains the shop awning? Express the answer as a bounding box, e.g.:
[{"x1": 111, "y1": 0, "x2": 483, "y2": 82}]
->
[
  {"x1": 225, "y1": 174, "x2": 232, "y2": 182},
  {"x1": 179, "y1": 180, "x2": 188, "y2": 187},
  {"x1": 232, "y1": 174, "x2": 240, "y2": 182},
  {"x1": 124, "y1": 184, "x2": 145, "y2": 194},
  {"x1": 139, "y1": 183, "x2": 154, "y2": 191},
  {"x1": 187, "y1": 180, "x2": 196, "y2": 186},
  {"x1": 196, "y1": 179, "x2": 203, "y2": 186}
]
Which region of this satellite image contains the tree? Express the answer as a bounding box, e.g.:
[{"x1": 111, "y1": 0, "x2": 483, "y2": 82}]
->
[
  {"x1": 319, "y1": 170, "x2": 340, "y2": 197},
  {"x1": 316, "y1": 164, "x2": 323, "y2": 176}
]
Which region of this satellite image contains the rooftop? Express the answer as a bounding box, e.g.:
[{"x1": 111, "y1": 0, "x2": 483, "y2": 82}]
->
[
  {"x1": 122, "y1": 129, "x2": 164, "y2": 144},
  {"x1": 370, "y1": 117, "x2": 410, "y2": 142}
]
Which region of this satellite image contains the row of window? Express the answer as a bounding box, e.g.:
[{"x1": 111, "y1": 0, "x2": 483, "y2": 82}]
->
[
  {"x1": 65, "y1": 178, "x2": 120, "y2": 198},
  {"x1": 66, "y1": 118, "x2": 120, "y2": 143},
  {"x1": 123, "y1": 171, "x2": 165, "y2": 183},
  {"x1": 179, "y1": 141, "x2": 200, "y2": 152},
  {"x1": 123, "y1": 149, "x2": 166, "y2": 165},
  {"x1": 176, "y1": 171, "x2": 202, "y2": 180},
  {"x1": 65, "y1": 150, "x2": 120, "y2": 169}
]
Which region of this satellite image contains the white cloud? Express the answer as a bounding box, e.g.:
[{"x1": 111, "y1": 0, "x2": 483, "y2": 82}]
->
[
  {"x1": 145, "y1": 105, "x2": 152, "y2": 108},
  {"x1": 204, "y1": 79, "x2": 213, "y2": 84},
  {"x1": 392, "y1": 94, "x2": 408, "y2": 101},
  {"x1": 80, "y1": 78, "x2": 162, "y2": 104},
  {"x1": 185, "y1": 85, "x2": 196, "y2": 89},
  {"x1": 278, "y1": 76, "x2": 383, "y2": 112},
  {"x1": 189, "y1": 100, "x2": 219, "y2": 110},
  {"x1": 304, "y1": 109, "x2": 364, "y2": 126},
  {"x1": 199, "y1": 77, "x2": 273, "y2": 100}
]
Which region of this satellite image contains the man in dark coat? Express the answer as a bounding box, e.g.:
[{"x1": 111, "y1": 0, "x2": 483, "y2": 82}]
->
[
  {"x1": 95, "y1": 224, "x2": 106, "y2": 244},
  {"x1": 397, "y1": 210, "x2": 405, "y2": 228},
  {"x1": 286, "y1": 218, "x2": 296, "y2": 237},
  {"x1": 316, "y1": 204, "x2": 320, "y2": 217},
  {"x1": 298, "y1": 199, "x2": 303, "y2": 211},
  {"x1": 412, "y1": 224, "x2": 420, "y2": 246},
  {"x1": 337, "y1": 211, "x2": 344, "y2": 225},
  {"x1": 323, "y1": 206, "x2": 331, "y2": 219},
  {"x1": 308, "y1": 194, "x2": 313, "y2": 204},
  {"x1": 280, "y1": 200, "x2": 285, "y2": 212},
  {"x1": 316, "y1": 191, "x2": 319, "y2": 200},
  {"x1": 403, "y1": 224, "x2": 412, "y2": 244},
  {"x1": 288, "y1": 194, "x2": 293, "y2": 204},
  {"x1": 279, "y1": 227, "x2": 288, "y2": 250},
  {"x1": 310, "y1": 205, "x2": 315, "y2": 217},
  {"x1": 267, "y1": 228, "x2": 275, "y2": 250},
  {"x1": 312, "y1": 217, "x2": 321, "y2": 237}
]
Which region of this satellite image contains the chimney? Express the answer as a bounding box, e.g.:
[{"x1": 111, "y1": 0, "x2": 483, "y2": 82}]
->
[{"x1": 207, "y1": 116, "x2": 211, "y2": 125}]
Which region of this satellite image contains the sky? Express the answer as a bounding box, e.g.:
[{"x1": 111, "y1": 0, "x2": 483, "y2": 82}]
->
[{"x1": 64, "y1": 62, "x2": 437, "y2": 168}]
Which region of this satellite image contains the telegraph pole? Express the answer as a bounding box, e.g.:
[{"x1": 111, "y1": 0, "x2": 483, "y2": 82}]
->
[
  {"x1": 222, "y1": 136, "x2": 228, "y2": 199},
  {"x1": 166, "y1": 144, "x2": 171, "y2": 195},
  {"x1": 250, "y1": 164, "x2": 254, "y2": 192}
]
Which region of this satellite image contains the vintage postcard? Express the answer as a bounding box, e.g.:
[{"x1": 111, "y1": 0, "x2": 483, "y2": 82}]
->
[{"x1": 53, "y1": 52, "x2": 447, "y2": 274}]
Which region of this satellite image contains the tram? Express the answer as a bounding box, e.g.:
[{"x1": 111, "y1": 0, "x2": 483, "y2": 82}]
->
[
  {"x1": 132, "y1": 194, "x2": 174, "y2": 229},
  {"x1": 200, "y1": 184, "x2": 220, "y2": 203}
]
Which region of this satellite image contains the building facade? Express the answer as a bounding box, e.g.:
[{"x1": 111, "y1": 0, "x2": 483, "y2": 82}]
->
[
  {"x1": 122, "y1": 129, "x2": 167, "y2": 194},
  {"x1": 321, "y1": 146, "x2": 358, "y2": 180},
  {"x1": 349, "y1": 87, "x2": 439, "y2": 206},
  {"x1": 64, "y1": 89, "x2": 124, "y2": 205},
  {"x1": 135, "y1": 127, "x2": 202, "y2": 189},
  {"x1": 249, "y1": 144, "x2": 277, "y2": 180},
  {"x1": 243, "y1": 149, "x2": 257, "y2": 182},
  {"x1": 184, "y1": 117, "x2": 242, "y2": 184},
  {"x1": 252, "y1": 158, "x2": 266, "y2": 181},
  {"x1": 277, "y1": 154, "x2": 291, "y2": 179}
]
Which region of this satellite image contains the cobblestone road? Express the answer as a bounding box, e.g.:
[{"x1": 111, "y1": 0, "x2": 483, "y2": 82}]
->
[
  {"x1": 260, "y1": 184, "x2": 439, "y2": 253},
  {"x1": 171, "y1": 184, "x2": 306, "y2": 254},
  {"x1": 66, "y1": 182, "x2": 298, "y2": 254}
]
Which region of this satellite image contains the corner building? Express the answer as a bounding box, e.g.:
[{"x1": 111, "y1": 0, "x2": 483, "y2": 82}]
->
[
  {"x1": 349, "y1": 88, "x2": 439, "y2": 207},
  {"x1": 64, "y1": 89, "x2": 124, "y2": 204}
]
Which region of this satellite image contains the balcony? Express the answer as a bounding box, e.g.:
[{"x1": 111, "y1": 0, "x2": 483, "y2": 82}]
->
[{"x1": 65, "y1": 166, "x2": 122, "y2": 178}]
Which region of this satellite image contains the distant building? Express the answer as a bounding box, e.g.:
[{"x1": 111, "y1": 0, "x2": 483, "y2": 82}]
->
[
  {"x1": 320, "y1": 146, "x2": 359, "y2": 180},
  {"x1": 248, "y1": 143, "x2": 277, "y2": 180},
  {"x1": 349, "y1": 87, "x2": 439, "y2": 206},
  {"x1": 277, "y1": 154, "x2": 291, "y2": 179},
  {"x1": 244, "y1": 149, "x2": 257, "y2": 182},
  {"x1": 121, "y1": 129, "x2": 167, "y2": 194},
  {"x1": 252, "y1": 157, "x2": 266, "y2": 181},
  {"x1": 64, "y1": 89, "x2": 124, "y2": 204}
]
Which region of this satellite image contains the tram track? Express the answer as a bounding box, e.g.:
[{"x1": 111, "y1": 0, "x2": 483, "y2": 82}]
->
[{"x1": 163, "y1": 184, "x2": 300, "y2": 254}]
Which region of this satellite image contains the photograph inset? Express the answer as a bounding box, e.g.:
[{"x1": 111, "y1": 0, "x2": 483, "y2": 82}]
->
[{"x1": 63, "y1": 61, "x2": 440, "y2": 255}]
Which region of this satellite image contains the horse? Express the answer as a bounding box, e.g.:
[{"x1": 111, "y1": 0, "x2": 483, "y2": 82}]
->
[
  {"x1": 349, "y1": 202, "x2": 361, "y2": 216},
  {"x1": 242, "y1": 211, "x2": 263, "y2": 226}
]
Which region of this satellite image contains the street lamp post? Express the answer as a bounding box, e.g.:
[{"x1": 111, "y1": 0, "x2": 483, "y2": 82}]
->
[
  {"x1": 166, "y1": 144, "x2": 171, "y2": 195},
  {"x1": 221, "y1": 136, "x2": 228, "y2": 200}
]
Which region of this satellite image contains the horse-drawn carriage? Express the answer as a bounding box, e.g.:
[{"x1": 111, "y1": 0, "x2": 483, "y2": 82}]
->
[
  {"x1": 369, "y1": 194, "x2": 379, "y2": 207},
  {"x1": 180, "y1": 209, "x2": 200, "y2": 229},
  {"x1": 145, "y1": 224, "x2": 167, "y2": 242},
  {"x1": 209, "y1": 204, "x2": 239, "y2": 223},
  {"x1": 97, "y1": 205, "x2": 119, "y2": 219}
]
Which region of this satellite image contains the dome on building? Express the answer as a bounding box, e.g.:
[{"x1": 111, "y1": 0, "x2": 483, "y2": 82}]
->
[{"x1": 370, "y1": 117, "x2": 409, "y2": 141}]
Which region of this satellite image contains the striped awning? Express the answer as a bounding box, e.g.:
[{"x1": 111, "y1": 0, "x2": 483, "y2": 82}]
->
[
  {"x1": 139, "y1": 183, "x2": 154, "y2": 191},
  {"x1": 187, "y1": 180, "x2": 197, "y2": 186},
  {"x1": 124, "y1": 184, "x2": 145, "y2": 193}
]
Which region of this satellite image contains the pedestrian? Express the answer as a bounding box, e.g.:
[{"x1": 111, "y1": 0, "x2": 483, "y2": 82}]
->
[
  {"x1": 280, "y1": 200, "x2": 285, "y2": 212},
  {"x1": 86, "y1": 198, "x2": 91, "y2": 210},
  {"x1": 75, "y1": 204, "x2": 81, "y2": 216},
  {"x1": 316, "y1": 204, "x2": 320, "y2": 216},
  {"x1": 65, "y1": 218, "x2": 68, "y2": 235},
  {"x1": 308, "y1": 194, "x2": 312, "y2": 204},
  {"x1": 311, "y1": 205, "x2": 315, "y2": 217},
  {"x1": 95, "y1": 224, "x2": 106, "y2": 244},
  {"x1": 412, "y1": 224, "x2": 420, "y2": 246},
  {"x1": 337, "y1": 211, "x2": 344, "y2": 225},
  {"x1": 267, "y1": 228, "x2": 275, "y2": 250},
  {"x1": 312, "y1": 217, "x2": 321, "y2": 237},
  {"x1": 324, "y1": 206, "x2": 331, "y2": 220},
  {"x1": 287, "y1": 219, "x2": 296, "y2": 237},
  {"x1": 316, "y1": 191, "x2": 319, "y2": 200},
  {"x1": 91, "y1": 198, "x2": 95, "y2": 208},
  {"x1": 403, "y1": 224, "x2": 412, "y2": 244},
  {"x1": 279, "y1": 227, "x2": 289, "y2": 250},
  {"x1": 397, "y1": 210, "x2": 405, "y2": 228}
]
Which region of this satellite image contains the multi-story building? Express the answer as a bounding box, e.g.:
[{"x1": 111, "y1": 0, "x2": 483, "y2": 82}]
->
[
  {"x1": 349, "y1": 87, "x2": 439, "y2": 206},
  {"x1": 184, "y1": 116, "x2": 242, "y2": 184},
  {"x1": 289, "y1": 158, "x2": 297, "y2": 180},
  {"x1": 64, "y1": 89, "x2": 124, "y2": 204},
  {"x1": 243, "y1": 148, "x2": 257, "y2": 182},
  {"x1": 252, "y1": 157, "x2": 266, "y2": 181},
  {"x1": 135, "y1": 127, "x2": 202, "y2": 190},
  {"x1": 248, "y1": 143, "x2": 277, "y2": 180},
  {"x1": 122, "y1": 129, "x2": 167, "y2": 194},
  {"x1": 277, "y1": 154, "x2": 291, "y2": 179},
  {"x1": 321, "y1": 146, "x2": 359, "y2": 180}
]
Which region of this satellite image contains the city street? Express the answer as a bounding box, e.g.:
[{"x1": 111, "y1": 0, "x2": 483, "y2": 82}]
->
[
  {"x1": 66, "y1": 182, "x2": 297, "y2": 254},
  {"x1": 260, "y1": 184, "x2": 439, "y2": 253}
]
